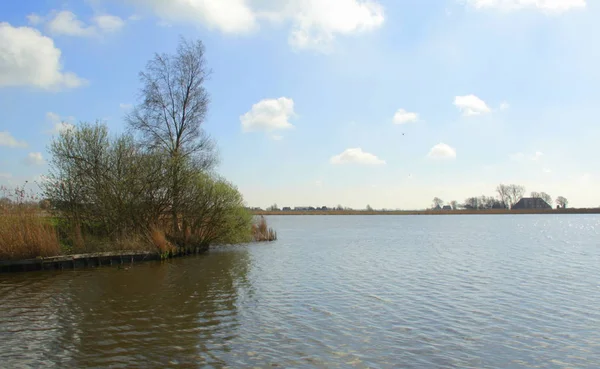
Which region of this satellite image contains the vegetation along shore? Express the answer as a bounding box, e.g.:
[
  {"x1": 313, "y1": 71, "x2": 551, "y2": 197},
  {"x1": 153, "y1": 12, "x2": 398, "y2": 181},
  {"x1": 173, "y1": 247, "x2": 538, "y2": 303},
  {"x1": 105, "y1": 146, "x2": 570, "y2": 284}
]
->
[{"x1": 0, "y1": 37, "x2": 276, "y2": 267}]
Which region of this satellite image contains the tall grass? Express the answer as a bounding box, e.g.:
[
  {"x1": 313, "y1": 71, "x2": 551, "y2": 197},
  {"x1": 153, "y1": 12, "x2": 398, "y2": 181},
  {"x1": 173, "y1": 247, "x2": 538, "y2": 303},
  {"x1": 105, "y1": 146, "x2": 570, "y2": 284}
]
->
[
  {"x1": 0, "y1": 204, "x2": 61, "y2": 261},
  {"x1": 252, "y1": 216, "x2": 277, "y2": 242}
]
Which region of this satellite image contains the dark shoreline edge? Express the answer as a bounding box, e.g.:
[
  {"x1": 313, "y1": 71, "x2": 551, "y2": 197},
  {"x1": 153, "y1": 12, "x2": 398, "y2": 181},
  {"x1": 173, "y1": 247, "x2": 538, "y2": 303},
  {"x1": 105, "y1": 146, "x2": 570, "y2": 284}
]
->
[
  {"x1": 0, "y1": 248, "x2": 207, "y2": 274},
  {"x1": 253, "y1": 208, "x2": 600, "y2": 216}
]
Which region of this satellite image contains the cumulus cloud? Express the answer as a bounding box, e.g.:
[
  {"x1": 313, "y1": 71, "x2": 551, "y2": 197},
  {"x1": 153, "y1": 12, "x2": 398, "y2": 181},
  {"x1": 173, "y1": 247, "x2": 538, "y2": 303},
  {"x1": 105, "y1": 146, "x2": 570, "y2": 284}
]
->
[
  {"x1": 0, "y1": 132, "x2": 28, "y2": 148},
  {"x1": 24, "y1": 152, "x2": 45, "y2": 166},
  {"x1": 0, "y1": 23, "x2": 86, "y2": 90},
  {"x1": 286, "y1": 0, "x2": 385, "y2": 50},
  {"x1": 46, "y1": 112, "x2": 75, "y2": 134},
  {"x1": 241, "y1": 97, "x2": 296, "y2": 133},
  {"x1": 393, "y1": 109, "x2": 419, "y2": 124},
  {"x1": 454, "y1": 95, "x2": 491, "y2": 116},
  {"x1": 464, "y1": 0, "x2": 586, "y2": 13},
  {"x1": 330, "y1": 148, "x2": 385, "y2": 165},
  {"x1": 28, "y1": 11, "x2": 125, "y2": 37},
  {"x1": 427, "y1": 143, "x2": 456, "y2": 160},
  {"x1": 123, "y1": 0, "x2": 384, "y2": 50},
  {"x1": 126, "y1": 0, "x2": 257, "y2": 33}
]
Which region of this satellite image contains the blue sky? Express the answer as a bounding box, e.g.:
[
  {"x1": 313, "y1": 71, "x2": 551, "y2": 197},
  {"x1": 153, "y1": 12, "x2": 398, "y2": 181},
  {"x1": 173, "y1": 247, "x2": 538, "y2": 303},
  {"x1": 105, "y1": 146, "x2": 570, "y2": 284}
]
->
[{"x1": 1, "y1": 0, "x2": 598, "y2": 209}]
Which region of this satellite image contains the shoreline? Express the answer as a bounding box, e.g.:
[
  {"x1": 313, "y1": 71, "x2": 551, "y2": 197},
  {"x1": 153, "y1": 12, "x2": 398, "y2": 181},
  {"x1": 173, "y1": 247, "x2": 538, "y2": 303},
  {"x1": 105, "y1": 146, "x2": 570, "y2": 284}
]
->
[
  {"x1": 253, "y1": 208, "x2": 600, "y2": 216},
  {"x1": 0, "y1": 248, "x2": 207, "y2": 274}
]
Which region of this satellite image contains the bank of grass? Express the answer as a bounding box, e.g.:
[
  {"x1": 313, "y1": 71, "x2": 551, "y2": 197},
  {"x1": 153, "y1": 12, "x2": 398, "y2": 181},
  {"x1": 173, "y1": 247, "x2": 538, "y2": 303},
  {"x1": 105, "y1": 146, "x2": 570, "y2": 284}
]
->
[
  {"x1": 254, "y1": 208, "x2": 600, "y2": 216},
  {"x1": 0, "y1": 205, "x2": 61, "y2": 261},
  {"x1": 0, "y1": 205, "x2": 276, "y2": 262}
]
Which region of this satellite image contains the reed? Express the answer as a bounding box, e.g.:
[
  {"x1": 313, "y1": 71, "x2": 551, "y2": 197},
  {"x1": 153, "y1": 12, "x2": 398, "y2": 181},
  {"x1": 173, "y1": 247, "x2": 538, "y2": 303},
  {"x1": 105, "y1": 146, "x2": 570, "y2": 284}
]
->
[
  {"x1": 0, "y1": 205, "x2": 61, "y2": 261},
  {"x1": 251, "y1": 216, "x2": 277, "y2": 242}
]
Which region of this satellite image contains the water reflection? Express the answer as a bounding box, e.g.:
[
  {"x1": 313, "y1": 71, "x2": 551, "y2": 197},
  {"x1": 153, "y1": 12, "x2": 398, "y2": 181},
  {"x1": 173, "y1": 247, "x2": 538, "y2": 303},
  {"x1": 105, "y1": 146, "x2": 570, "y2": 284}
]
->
[{"x1": 0, "y1": 248, "x2": 251, "y2": 368}]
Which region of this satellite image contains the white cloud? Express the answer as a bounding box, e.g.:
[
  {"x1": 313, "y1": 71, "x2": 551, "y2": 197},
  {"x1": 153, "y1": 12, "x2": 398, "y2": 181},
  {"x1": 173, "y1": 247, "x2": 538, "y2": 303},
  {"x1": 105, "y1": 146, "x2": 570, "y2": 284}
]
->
[
  {"x1": 0, "y1": 132, "x2": 28, "y2": 148},
  {"x1": 531, "y1": 151, "x2": 543, "y2": 161},
  {"x1": 24, "y1": 152, "x2": 45, "y2": 166},
  {"x1": 93, "y1": 14, "x2": 126, "y2": 33},
  {"x1": 127, "y1": 0, "x2": 257, "y2": 33},
  {"x1": 315, "y1": 180, "x2": 323, "y2": 187},
  {"x1": 393, "y1": 109, "x2": 419, "y2": 124},
  {"x1": 330, "y1": 148, "x2": 385, "y2": 165},
  {"x1": 271, "y1": 134, "x2": 283, "y2": 141},
  {"x1": 120, "y1": 103, "x2": 133, "y2": 110},
  {"x1": 543, "y1": 168, "x2": 552, "y2": 173},
  {"x1": 0, "y1": 173, "x2": 12, "y2": 179},
  {"x1": 241, "y1": 97, "x2": 296, "y2": 133},
  {"x1": 465, "y1": 0, "x2": 586, "y2": 13},
  {"x1": 46, "y1": 112, "x2": 75, "y2": 134},
  {"x1": 428, "y1": 143, "x2": 457, "y2": 160},
  {"x1": 454, "y1": 95, "x2": 491, "y2": 116},
  {"x1": 124, "y1": 0, "x2": 384, "y2": 50},
  {"x1": 47, "y1": 11, "x2": 96, "y2": 36},
  {"x1": 27, "y1": 14, "x2": 43, "y2": 25},
  {"x1": 499, "y1": 101, "x2": 510, "y2": 110},
  {"x1": 286, "y1": 0, "x2": 385, "y2": 50},
  {"x1": 29, "y1": 11, "x2": 125, "y2": 37},
  {"x1": 0, "y1": 23, "x2": 86, "y2": 90}
]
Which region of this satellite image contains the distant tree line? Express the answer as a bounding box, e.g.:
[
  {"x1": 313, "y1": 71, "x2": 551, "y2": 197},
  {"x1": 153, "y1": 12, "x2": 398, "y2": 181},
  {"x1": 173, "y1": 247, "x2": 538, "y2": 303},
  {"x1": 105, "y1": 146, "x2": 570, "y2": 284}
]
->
[{"x1": 433, "y1": 184, "x2": 569, "y2": 210}]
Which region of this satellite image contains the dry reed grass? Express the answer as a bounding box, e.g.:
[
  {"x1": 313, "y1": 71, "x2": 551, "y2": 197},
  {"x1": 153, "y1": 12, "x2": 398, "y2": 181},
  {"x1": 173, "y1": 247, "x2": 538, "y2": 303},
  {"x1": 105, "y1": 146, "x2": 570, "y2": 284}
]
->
[
  {"x1": 0, "y1": 206, "x2": 61, "y2": 261},
  {"x1": 149, "y1": 228, "x2": 176, "y2": 253},
  {"x1": 252, "y1": 216, "x2": 277, "y2": 242}
]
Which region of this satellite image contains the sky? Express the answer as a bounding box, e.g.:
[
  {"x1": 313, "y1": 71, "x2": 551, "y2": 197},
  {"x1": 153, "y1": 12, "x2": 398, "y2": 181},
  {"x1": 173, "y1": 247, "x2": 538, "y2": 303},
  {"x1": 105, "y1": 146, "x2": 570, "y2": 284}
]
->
[{"x1": 1, "y1": 0, "x2": 599, "y2": 210}]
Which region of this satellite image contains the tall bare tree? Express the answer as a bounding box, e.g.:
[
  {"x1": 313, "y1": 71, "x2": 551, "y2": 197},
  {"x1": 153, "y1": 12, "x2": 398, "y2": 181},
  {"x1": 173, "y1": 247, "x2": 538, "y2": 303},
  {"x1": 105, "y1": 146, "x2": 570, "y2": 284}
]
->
[
  {"x1": 556, "y1": 196, "x2": 568, "y2": 208},
  {"x1": 127, "y1": 37, "x2": 217, "y2": 234},
  {"x1": 497, "y1": 184, "x2": 525, "y2": 209},
  {"x1": 450, "y1": 200, "x2": 458, "y2": 210},
  {"x1": 531, "y1": 191, "x2": 541, "y2": 199},
  {"x1": 432, "y1": 197, "x2": 444, "y2": 208}
]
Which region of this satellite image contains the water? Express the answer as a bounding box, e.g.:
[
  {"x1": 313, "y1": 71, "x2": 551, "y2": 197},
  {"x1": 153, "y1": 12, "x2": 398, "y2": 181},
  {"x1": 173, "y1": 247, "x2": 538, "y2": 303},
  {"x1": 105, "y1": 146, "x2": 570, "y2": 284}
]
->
[{"x1": 1, "y1": 215, "x2": 600, "y2": 368}]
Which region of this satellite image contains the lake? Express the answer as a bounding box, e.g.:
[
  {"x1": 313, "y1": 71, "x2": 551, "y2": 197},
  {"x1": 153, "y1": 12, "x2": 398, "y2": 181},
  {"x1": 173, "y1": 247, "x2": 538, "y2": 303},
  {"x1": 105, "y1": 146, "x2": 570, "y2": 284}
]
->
[{"x1": 1, "y1": 215, "x2": 600, "y2": 368}]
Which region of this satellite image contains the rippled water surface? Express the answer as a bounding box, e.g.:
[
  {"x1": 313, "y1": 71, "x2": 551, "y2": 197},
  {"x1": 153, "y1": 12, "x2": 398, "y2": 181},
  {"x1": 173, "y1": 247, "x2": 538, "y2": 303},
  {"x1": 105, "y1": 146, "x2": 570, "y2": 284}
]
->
[{"x1": 2, "y1": 215, "x2": 600, "y2": 368}]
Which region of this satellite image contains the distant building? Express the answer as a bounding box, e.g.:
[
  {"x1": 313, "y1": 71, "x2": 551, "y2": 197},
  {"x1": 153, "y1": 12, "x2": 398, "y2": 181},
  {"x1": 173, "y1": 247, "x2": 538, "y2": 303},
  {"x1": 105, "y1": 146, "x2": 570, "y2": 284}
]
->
[
  {"x1": 433, "y1": 205, "x2": 442, "y2": 210},
  {"x1": 294, "y1": 207, "x2": 310, "y2": 211},
  {"x1": 442, "y1": 205, "x2": 452, "y2": 210},
  {"x1": 512, "y1": 197, "x2": 551, "y2": 210}
]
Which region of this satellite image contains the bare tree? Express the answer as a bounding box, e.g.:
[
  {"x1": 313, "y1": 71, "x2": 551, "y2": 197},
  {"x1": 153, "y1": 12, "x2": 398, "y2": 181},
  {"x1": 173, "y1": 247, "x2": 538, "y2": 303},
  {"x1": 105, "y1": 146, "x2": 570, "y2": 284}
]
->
[
  {"x1": 508, "y1": 184, "x2": 525, "y2": 209},
  {"x1": 432, "y1": 197, "x2": 444, "y2": 208},
  {"x1": 127, "y1": 37, "x2": 216, "y2": 234},
  {"x1": 366, "y1": 204, "x2": 373, "y2": 211},
  {"x1": 267, "y1": 203, "x2": 279, "y2": 211},
  {"x1": 556, "y1": 196, "x2": 568, "y2": 208},
  {"x1": 464, "y1": 197, "x2": 478, "y2": 209},
  {"x1": 450, "y1": 200, "x2": 458, "y2": 210},
  {"x1": 496, "y1": 184, "x2": 510, "y2": 208},
  {"x1": 498, "y1": 184, "x2": 525, "y2": 209},
  {"x1": 531, "y1": 191, "x2": 541, "y2": 199},
  {"x1": 540, "y1": 192, "x2": 552, "y2": 206}
]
